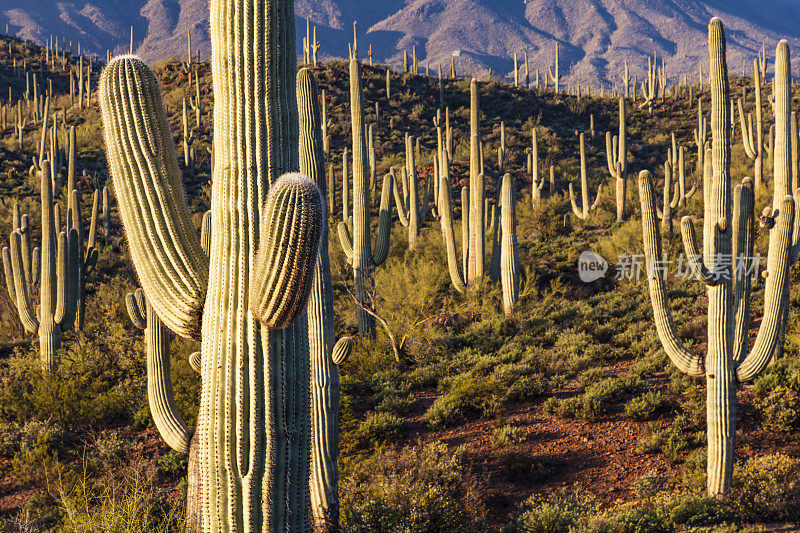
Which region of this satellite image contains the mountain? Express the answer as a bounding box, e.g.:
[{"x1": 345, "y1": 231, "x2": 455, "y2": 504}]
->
[{"x1": 3, "y1": 0, "x2": 800, "y2": 86}]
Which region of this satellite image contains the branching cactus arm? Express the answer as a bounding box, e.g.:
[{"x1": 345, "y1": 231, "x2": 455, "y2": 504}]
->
[
  {"x1": 99, "y1": 58, "x2": 208, "y2": 340},
  {"x1": 638, "y1": 171, "x2": 705, "y2": 377}
]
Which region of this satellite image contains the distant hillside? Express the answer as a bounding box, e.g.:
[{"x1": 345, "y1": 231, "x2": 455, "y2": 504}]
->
[{"x1": 4, "y1": 0, "x2": 800, "y2": 85}]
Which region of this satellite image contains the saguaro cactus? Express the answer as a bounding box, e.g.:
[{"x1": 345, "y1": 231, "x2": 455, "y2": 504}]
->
[
  {"x1": 738, "y1": 60, "x2": 765, "y2": 189},
  {"x1": 126, "y1": 288, "x2": 191, "y2": 454},
  {"x1": 337, "y1": 37, "x2": 394, "y2": 337},
  {"x1": 393, "y1": 134, "x2": 430, "y2": 249},
  {"x1": 500, "y1": 173, "x2": 518, "y2": 316},
  {"x1": 99, "y1": 0, "x2": 325, "y2": 527},
  {"x1": 468, "y1": 79, "x2": 485, "y2": 285},
  {"x1": 569, "y1": 133, "x2": 602, "y2": 220},
  {"x1": 530, "y1": 127, "x2": 544, "y2": 205},
  {"x1": 298, "y1": 67, "x2": 352, "y2": 531},
  {"x1": 606, "y1": 98, "x2": 627, "y2": 221},
  {"x1": 638, "y1": 21, "x2": 798, "y2": 497},
  {"x1": 3, "y1": 160, "x2": 78, "y2": 373},
  {"x1": 438, "y1": 148, "x2": 467, "y2": 294}
]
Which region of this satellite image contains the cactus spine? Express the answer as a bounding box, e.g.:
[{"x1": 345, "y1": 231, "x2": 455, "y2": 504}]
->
[
  {"x1": 99, "y1": 0, "x2": 326, "y2": 527},
  {"x1": 569, "y1": 133, "x2": 602, "y2": 220},
  {"x1": 4, "y1": 160, "x2": 78, "y2": 373},
  {"x1": 638, "y1": 21, "x2": 798, "y2": 497},
  {"x1": 126, "y1": 288, "x2": 191, "y2": 454}
]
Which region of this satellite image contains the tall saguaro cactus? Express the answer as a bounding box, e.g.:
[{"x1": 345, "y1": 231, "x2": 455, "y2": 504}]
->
[
  {"x1": 500, "y1": 173, "x2": 519, "y2": 316},
  {"x1": 337, "y1": 38, "x2": 394, "y2": 337},
  {"x1": 638, "y1": 20, "x2": 798, "y2": 497},
  {"x1": 99, "y1": 0, "x2": 326, "y2": 528},
  {"x1": 606, "y1": 98, "x2": 627, "y2": 221},
  {"x1": 297, "y1": 67, "x2": 353, "y2": 532},
  {"x1": 468, "y1": 79, "x2": 485, "y2": 285},
  {"x1": 569, "y1": 133, "x2": 602, "y2": 220},
  {"x1": 738, "y1": 60, "x2": 765, "y2": 189},
  {"x1": 3, "y1": 161, "x2": 78, "y2": 373}
]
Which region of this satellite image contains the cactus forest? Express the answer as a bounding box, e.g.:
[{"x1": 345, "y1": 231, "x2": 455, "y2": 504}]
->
[{"x1": 0, "y1": 2, "x2": 798, "y2": 532}]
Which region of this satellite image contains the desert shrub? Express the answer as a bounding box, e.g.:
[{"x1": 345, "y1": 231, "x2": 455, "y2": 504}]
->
[
  {"x1": 731, "y1": 453, "x2": 800, "y2": 522},
  {"x1": 577, "y1": 367, "x2": 611, "y2": 388},
  {"x1": 505, "y1": 374, "x2": 552, "y2": 402},
  {"x1": 545, "y1": 376, "x2": 641, "y2": 421},
  {"x1": 752, "y1": 357, "x2": 800, "y2": 432},
  {"x1": 373, "y1": 387, "x2": 416, "y2": 416},
  {"x1": 636, "y1": 414, "x2": 703, "y2": 463},
  {"x1": 355, "y1": 413, "x2": 406, "y2": 448},
  {"x1": 423, "y1": 376, "x2": 498, "y2": 429},
  {"x1": 341, "y1": 442, "x2": 483, "y2": 532},
  {"x1": 624, "y1": 391, "x2": 670, "y2": 421},
  {"x1": 493, "y1": 424, "x2": 527, "y2": 446},
  {"x1": 54, "y1": 463, "x2": 184, "y2": 532},
  {"x1": 754, "y1": 386, "x2": 800, "y2": 432},
  {"x1": 504, "y1": 488, "x2": 598, "y2": 533}
]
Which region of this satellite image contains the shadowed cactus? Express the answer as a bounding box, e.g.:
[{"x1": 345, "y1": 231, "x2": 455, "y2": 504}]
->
[
  {"x1": 99, "y1": 0, "x2": 326, "y2": 527},
  {"x1": 3, "y1": 160, "x2": 79, "y2": 373},
  {"x1": 638, "y1": 20, "x2": 799, "y2": 497}
]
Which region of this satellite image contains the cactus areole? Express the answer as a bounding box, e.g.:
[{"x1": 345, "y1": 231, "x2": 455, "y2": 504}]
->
[{"x1": 100, "y1": 0, "x2": 326, "y2": 530}]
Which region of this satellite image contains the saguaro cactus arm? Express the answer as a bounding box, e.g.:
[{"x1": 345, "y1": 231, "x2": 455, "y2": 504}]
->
[
  {"x1": 250, "y1": 174, "x2": 324, "y2": 330},
  {"x1": 638, "y1": 171, "x2": 705, "y2": 377},
  {"x1": 99, "y1": 56, "x2": 209, "y2": 340},
  {"x1": 438, "y1": 152, "x2": 467, "y2": 295}
]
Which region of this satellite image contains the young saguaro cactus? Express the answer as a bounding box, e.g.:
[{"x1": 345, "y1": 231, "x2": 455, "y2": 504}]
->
[
  {"x1": 99, "y1": 0, "x2": 325, "y2": 527},
  {"x1": 3, "y1": 160, "x2": 79, "y2": 373},
  {"x1": 297, "y1": 67, "x2": 353, "y2": 531},
  {"x1": 638, "y1": 21, "x2": 798, "y2": 497},
  {"x1": 606, "y1": 98, "x2": 627, "y2": 221},
  {"x1": 126, "y1": 288, "x2": 191, "y2": 454},
  {"x1": 569, "y1": 133, "x2": 602, "y2": 220}
]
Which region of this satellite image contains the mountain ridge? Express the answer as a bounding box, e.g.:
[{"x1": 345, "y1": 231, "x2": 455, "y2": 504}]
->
[{"x1": 3, "y1": 0, "x2": 800, "y2": 86}]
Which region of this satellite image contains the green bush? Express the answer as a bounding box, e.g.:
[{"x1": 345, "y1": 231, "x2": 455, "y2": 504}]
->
[
  {"x1": 544, "y1": 376, "x2": 641, "y2": 421},
  {"x1": 493, "y1": 424, "x2": 527, "y2": 446},
  {"x1": 356, "y1": 413, "x2": 406, "y2": 448},
  {"x1": 731, "y1": 453, "x2": 800, "y2": 522},
  {"x1": 625, "y1": 390, "x2": 670, "y2": 421},
  {"x1": 423, "y1": 376, "x2": 498, "y2": 429},
  {"x1": 341, "y1": 442, "x2": 483, "y2": 532},
  {"x1": 504, "y1": 488, "x2": 597, "y2": 533}
]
